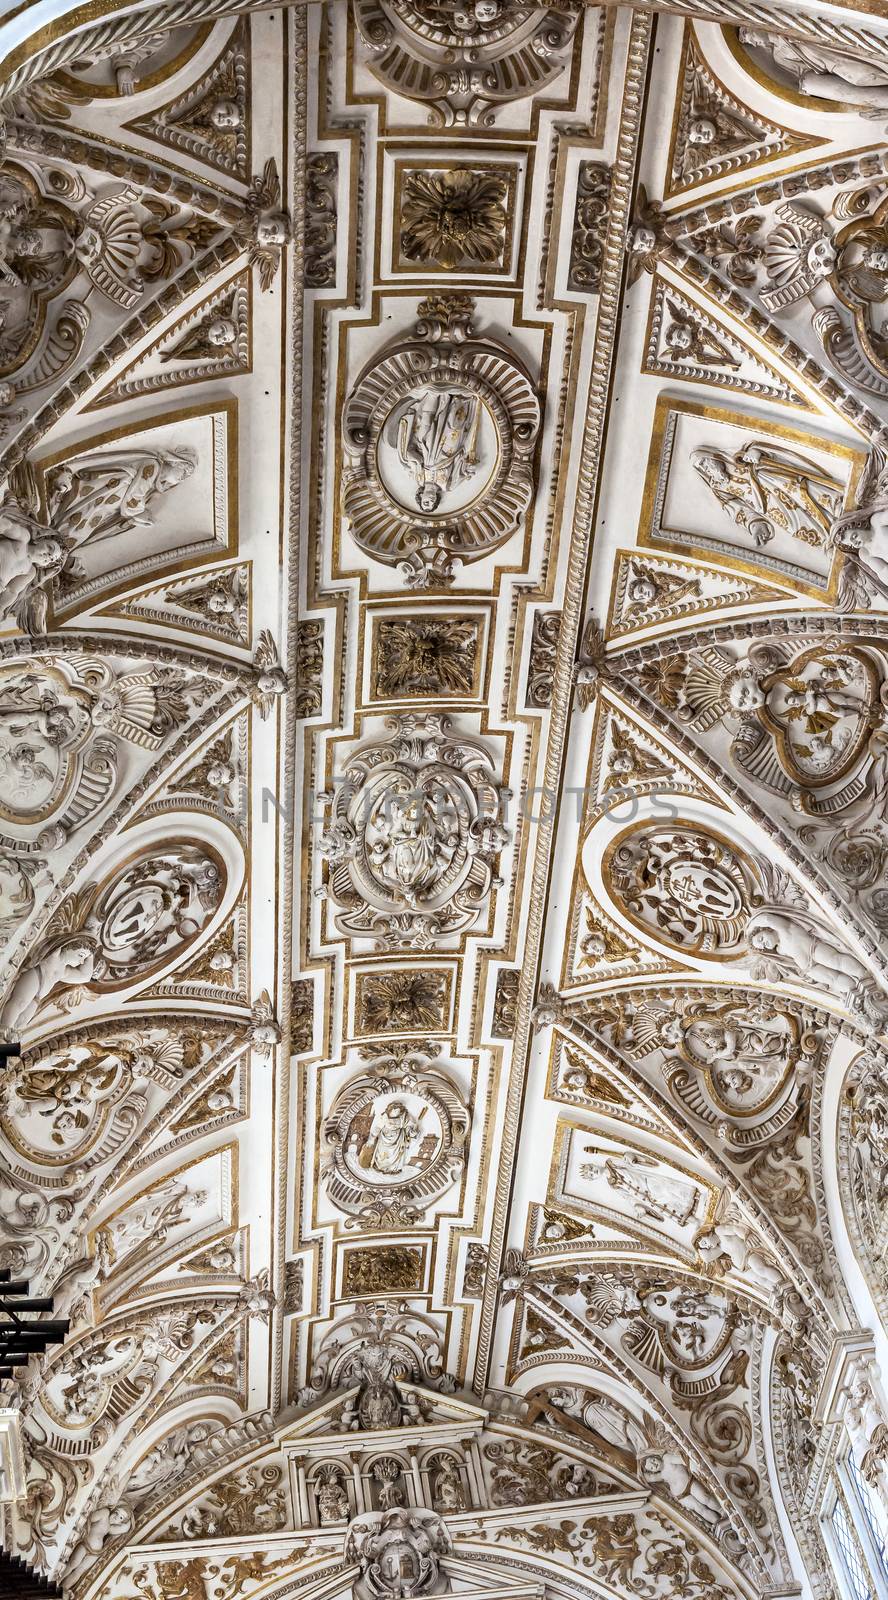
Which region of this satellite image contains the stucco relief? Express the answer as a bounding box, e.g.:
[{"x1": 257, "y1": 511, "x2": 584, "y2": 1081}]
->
[
  {"x1": 319, "y1": 713, "x2": 509, "y2": 948},
  {"x1": 340, "y1": 296, "x2": 540, "y2": 586}
]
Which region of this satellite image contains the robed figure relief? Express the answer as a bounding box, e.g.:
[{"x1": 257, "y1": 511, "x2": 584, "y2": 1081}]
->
[
  {"x1": 388, "y1": 388, "x2": 482, "y2": 513},
  {"x1": 690, "y1": 441, "x2": 844, "y2": 549},
  {"x1": 47, "y1": 447, "x2": 196, "y2": 547},
  {"x1": 355, "y1": 1097, "x2": 428, "y2": 1178}
]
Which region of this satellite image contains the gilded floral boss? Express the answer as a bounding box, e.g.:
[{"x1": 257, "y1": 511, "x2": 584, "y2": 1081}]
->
[{"x1": 400, "y1": 170, "x2": 508, "y2": 270}]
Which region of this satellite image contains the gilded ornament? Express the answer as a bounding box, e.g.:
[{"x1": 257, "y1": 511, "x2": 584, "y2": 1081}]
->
[
  {"x1": 354, "y1": 0, "x2": 579, "y2": 128},
  {"x1": 356, "y1": 969, "x2": 450, "y2": 1034},
  {"x1": 491, "y1": 968, "x2": 519, "y2": 1037},
  {"x1": 603, "y1": 823, "x2": 759, "y2": 957},
  {"x1": 343, "y1": 1245, "x2": 424, "y2": 1296},
  {"x1": 567, "y1": 163, "x2": 611, "y2": 293},
  {"x1": 372, "y1": 618, "x2": 478, "y2": 698},
  {"x1": 526, "y1": 610, "x2": 560, "y2": 709},
  {"x1": 305, "y1": 152, "x2": 338, "y2": 288},
  {"x1": 399, "y1": 169, "x2": 508, "y2": 270}
]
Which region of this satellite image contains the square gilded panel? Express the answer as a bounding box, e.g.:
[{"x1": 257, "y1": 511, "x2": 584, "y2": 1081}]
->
[
  {"x1": 341, "y1": 1243, "x2": 427, "y2": 1298},
  {"x1": 352, "y1": 966, "x2": 455, "y2": 1038},
  {"x1": 369, "y1": 612, "x2": 484, "y2": 702},
  {"x1": 640, "y1": 397, "x2": 863, "y2": 598},
  {"x1": 392, "y1": 160, "x2": 519, "y2": 275}
]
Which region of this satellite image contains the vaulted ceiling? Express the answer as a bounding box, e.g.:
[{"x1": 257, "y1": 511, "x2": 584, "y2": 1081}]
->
[{"x1": 3, "y1": 4, "x2": 888, "y2": 1600}]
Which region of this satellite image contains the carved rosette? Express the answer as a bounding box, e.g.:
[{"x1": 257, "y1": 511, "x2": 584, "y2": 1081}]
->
[
  {"x1": 341, "y1": 297, "x2": 540, "y2": 586},
  {"x1": 319, "y1": 712, "x2": 509, "y2": 948},
  {"x1": 354, "y1": 0, "x2": 578, "y2": 127},
  {"x1": 322, "y1": 1049, "x2": 469, "y2": 1227}
]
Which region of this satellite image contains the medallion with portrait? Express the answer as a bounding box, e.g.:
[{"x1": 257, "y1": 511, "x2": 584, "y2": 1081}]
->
[
  {"x1": 345, "y1": 1086, "x2": 443, "y2": 1183},
  {"x1": 322, "y1": 1049, "x2": 469, "y2": 1227},
  {"x1": 0, "y1": 1039, "x2": 131, "y2": 1162},
  {"x1": 757, "y1": 645, "x2": 878, "y2": 789},
  {"x1": 341, "y1": 297, "x2": 540, "y2": 586},
  {"x1": 0, "y1": 663, "x2": 93, "y2": 825}
]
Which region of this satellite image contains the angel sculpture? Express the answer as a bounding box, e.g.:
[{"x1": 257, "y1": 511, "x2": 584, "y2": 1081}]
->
[
  {"x1": 761, "y1": 202, "x2": 836, "y2": 313},
  {"x1": 747, "y1": 901, "x2": 880, "y2": 1011},
  {"x1": 828, "y1": 442, "x2": 888, "y2": 602},
  {"x1": 164, "y1": 565, "x2": 248, "y2": 640},
  {"x1": 250, "y1": 988, "x2": 281, "y2": 1055},
  {"x1": 739, "y1": 28, "x2": 888, "y2": 113},
  {"x1": 63, "y1": 1499, "x2": 134, "y2": 1588},
  {"x1": 236, "y1": 159, "x2": 292, "y2": 291},
  {"x1": 637, "y1": 1443, "x2": 726, "y2": 1530},
  {"x1": 660, "y1": 300, "x2": 740, "y2": 369},
  {"x1": 624, "y1": 561, "x2": 702, "y2": 616},
  {"x1": 0, "y1": 933, "x2": 105, "y2": 1033},
  {"x1": 625, "y1": 184, "x2": 682, "y2": 285},
  {"x1": 673, "y1": 91, "x2": 755, "y2": 185},
  {"x1": 249, "y1": 628, "x2": 288, "y2": 717},
  {"x1": 0, "y1": 464, "x2": 74, "y2": 633},
  {"x1": 161, "y1": 57, "x2": 244, "y2": 158},
  {"x1": 161, "y1": 307, "x2": 239, "y2": 364}
]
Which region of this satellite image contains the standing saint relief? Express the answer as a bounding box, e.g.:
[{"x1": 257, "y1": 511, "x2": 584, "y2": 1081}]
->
[
  {"x1": 391, "y1": 388, "x2": 483, "y2": 515},
  {"x1": 689, "y1": 440, "x2": 843, "y2": 550}
]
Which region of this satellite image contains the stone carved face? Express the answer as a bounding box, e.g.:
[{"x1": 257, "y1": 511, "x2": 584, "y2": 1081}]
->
[
  {"x1": 205, "y1": 317, "x2": 237, "y2": 347},
  {"x1": 665, "y1": 323, "x2": 694, "y2": 352},
  {"x1": 807, "y1": 237, "x2": 836, "y2": 278},
  {"x1": 688, "y1": 117, "x2": 716, "y2": 146},
  {"x1": 630, "y1": 224, "x2": 657, "y2": 254},
  {"x1": 209, "y1": 97, "x2": 242, "y2": 130},
  {"x1": 256, "y1": 213, "x2": 290, "y2": 247}
]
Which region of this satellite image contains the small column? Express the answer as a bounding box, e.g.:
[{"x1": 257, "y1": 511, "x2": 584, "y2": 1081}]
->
[
  {"x1": 465, "y1": 1438, "x2": 484, "y2": 1510},
  {"x1": 349, "y1": 1450, "x2": 366, "y2": 1514},
  {"x1": 408, "y1": 1447, "x2": 423, "y2": 1508}
]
